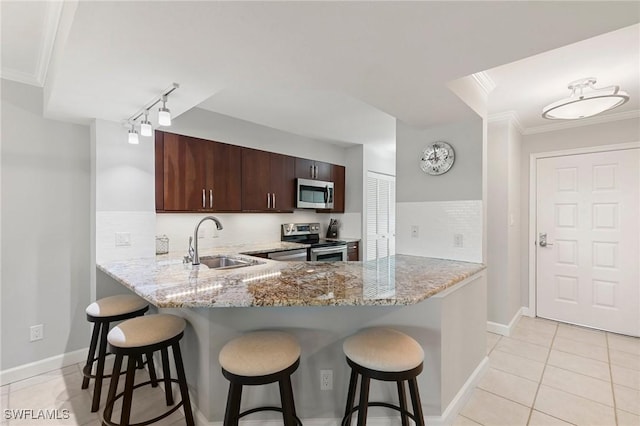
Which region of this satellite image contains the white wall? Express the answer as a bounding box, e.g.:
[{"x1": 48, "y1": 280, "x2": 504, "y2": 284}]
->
[
  {"x1": 94, "y1": 119, "x2": 156, "y2": 265},
  {"x1": 520, "y1": 116, "x2": 640, "y2": 308},
  {"x1": 395, "y1": 118, "x2": 483, "y2": 263},
  {"x1": 1, "y1": 79, "x2": 90, "y2": 372},
  {"x1": 486, "y1": 117, "x2": 521, "y2": 325}
]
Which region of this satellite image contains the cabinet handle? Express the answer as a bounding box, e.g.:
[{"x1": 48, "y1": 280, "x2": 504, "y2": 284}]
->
[
  {"x1": 310, "y1": 165, "x2": 314, "y2": 178},
  {"x1": 267, "y1": 193, "x2": 271, "y2": 209},
  {"x1": 273, "y1": 193, "x2": 276, "y2": 209},
  {"x1": 202, "y1": 189, "x2": 206, "y2": 208},
  {"x1": 209, "y1": 189, "x2": 213, "y2": 208}
]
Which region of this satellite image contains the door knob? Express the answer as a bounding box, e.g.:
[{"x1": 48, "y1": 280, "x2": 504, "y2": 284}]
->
[{"x1": 539, "y1": 233, "x2": 554, "y2": 247}]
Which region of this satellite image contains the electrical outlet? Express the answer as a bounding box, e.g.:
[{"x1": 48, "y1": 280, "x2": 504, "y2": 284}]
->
[
  {"x1": 115, "y1": 232, "x2": 131, "y2": 247},
  {"x1": 320, "y1": 369, "x2": 333, "y2": 390},
  {"x1": 453, "y1": 234, "x2": 464, "y2": 248},
  {"x1": 30, "y1": 324, "x2": 44, "y2": 342},
  {"x1": 411, "y1": 225, "x2": 419, "y2": 238}
]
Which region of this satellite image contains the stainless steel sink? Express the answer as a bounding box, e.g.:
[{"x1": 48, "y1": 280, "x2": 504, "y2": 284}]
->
[{"x1": 198, "y1": 255, "x2": 263, "y2": 270}]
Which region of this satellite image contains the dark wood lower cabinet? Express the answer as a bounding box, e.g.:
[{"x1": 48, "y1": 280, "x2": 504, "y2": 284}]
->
[{"x1": 347, "y1": 241, "x2": 360, "y2": 261}]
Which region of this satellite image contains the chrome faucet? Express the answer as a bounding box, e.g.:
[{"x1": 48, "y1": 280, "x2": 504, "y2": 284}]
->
[{"x1": 190, "y1": 216, "x2": 223, "y2": 265}]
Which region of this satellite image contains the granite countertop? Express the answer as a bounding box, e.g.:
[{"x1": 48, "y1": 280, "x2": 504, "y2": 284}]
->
[{"x1": 97, "y1": 242, "x2": 485, "y2": 308}]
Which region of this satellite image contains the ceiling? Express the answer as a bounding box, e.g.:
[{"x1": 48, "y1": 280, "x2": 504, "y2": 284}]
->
[{"x1": 1, "y1": 1, "x2": 639, "y2": 145}]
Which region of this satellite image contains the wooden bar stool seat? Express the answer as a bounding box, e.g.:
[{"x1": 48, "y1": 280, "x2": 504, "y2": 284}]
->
[
  {"x1": 219, "y1": 331, "x2": 302, "y2": 426},
  {"x1": 341, "y1": 327, "x2": 425, "y2": 426},
  {"x1": 102, "y1": 314, "x2": 194, "y2": 426},
  {"x1": 82, "y1": 294, "x2": 150, "y2": 412}
]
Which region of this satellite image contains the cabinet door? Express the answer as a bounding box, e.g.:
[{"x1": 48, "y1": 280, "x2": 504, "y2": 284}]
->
[
  {"x1": 211, "y1": 142, "x2": 242, "y2": 211},
  {"x1": 295, "y1": 158, "x2": 316, "y2": 179},
  {"x1": 163, "y1": 134, "x2": 209, "y2": 211},
  {"x1": 241, "y1": 148, "x2": 271, "y2": 211},
  {"x1": 330, "y1": 164, "x2": 345, "y2": 213},
  {"x1": 347, "y1": 242, "x2": 359, "y2": 261},
  {"x1": 270, "y1": 153, "x2": 295, "y2": 212},
  {"x1": 155, "y1": 131, "x2": 165, "y2": 211},
  {"x1": 295, "y1": 157, "x2": 332, "y2": 181},
  {"x1": 314, "y1": 161, "x2": 332, "y2": 181}
]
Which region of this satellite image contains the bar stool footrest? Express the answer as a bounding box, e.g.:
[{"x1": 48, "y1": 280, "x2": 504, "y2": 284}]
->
[
  {"x1": 238, "y1": 406, "x2": 302, "y2": 426},
  {"x1": 341, "y1": 402, "x2": 418, "y2": 426},
  {"x1": 101, "y1": 378, "x2": 183, "y2": 426}
]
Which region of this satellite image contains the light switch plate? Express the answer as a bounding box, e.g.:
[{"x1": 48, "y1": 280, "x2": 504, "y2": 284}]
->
[{"x1": 115, "y1": 232, "x2": 131, "y2": 247}]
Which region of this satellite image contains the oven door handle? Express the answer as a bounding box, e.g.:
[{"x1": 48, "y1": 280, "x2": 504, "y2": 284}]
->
[{"x1": 311, "y1": 246, "x2": 347, "y2": 253}]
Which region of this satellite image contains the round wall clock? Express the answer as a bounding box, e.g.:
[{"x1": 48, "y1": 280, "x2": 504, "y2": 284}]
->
[{"x1": 420, "y1": 141, "x2": 455, "y2": 175}]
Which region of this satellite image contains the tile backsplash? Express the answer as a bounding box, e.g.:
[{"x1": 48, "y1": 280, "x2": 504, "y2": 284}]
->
[{"x1": 396, "y1": 200, "x2": 482, "y2": 263}]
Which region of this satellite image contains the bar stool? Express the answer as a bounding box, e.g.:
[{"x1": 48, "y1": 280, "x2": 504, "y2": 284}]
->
[
  {"x1": 102, "y1": 314, "x2": 195, "y2": 426},
  {"x1": 82, "y1": 294, "x2": 150, "y2": 412},
  {"x1": 219, "y1": 331, "x2": 302, "y2": 426},
  {"x1": 341, "y1": 328, "x2": 425, "y2": 426}
]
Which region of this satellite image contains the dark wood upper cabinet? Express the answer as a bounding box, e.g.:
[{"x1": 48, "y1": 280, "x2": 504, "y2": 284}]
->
[
  {"x1": 242, "y1": 148, "x2": 295, "y2": 212},
  {"x1": 158, "y1": 132, "x2": 241, "y2": 212},
  {"x1": 155, "y1": 131, "x2": 343, "y2": 214},
  {"x1": 331, "y1": 164, "x2": 346, "y2": 213},
  {"x1": 295, "y1": 158, "x2": 331, "y2": 181},
  {"x1": 211, "y1": 142, "x2": 242, "y2": 211}
]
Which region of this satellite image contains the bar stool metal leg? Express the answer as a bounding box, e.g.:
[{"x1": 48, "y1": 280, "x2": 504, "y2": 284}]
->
[
  {"x1": 357, "y1": 376, "x2": 371, "y2": 426},
  {"x1": 172, "y1": 343, "x2": 195, "y2": 426},
  {"x1": 91, "y1": 321, "x2": 110, "y2": 412},
  {"x1": 82, "y1": 323, "x2": 101, "y2": 389},
  {"x1": 224, "y1": 382, "x2": 242, "y2": 426},
  {"x1": 408, "y1": 378, "x2": 425, "y2": 426},
  {"x1": 279, "y1": 374, "x2": 297, "y2": 426},
  {"x1": 146, "y1": 352, "x2": 158, "y2": 387},
  {"x1": 160, "y1": 347, "x2": 174, "y2": 405},
  {"x1": 343, "y1": 369, "x2": 358, "y2": 424},
  {"x1": 103, "y1": 353, "x2": 123, "y2": 425},
  {"x1": 397, "y1": 381, "x2": 409, "y2": 426}
]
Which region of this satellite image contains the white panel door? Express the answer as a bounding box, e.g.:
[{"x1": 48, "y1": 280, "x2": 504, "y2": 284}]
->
[{"x1": 536, "y1": 148, "x2": 639, "y2": 336}]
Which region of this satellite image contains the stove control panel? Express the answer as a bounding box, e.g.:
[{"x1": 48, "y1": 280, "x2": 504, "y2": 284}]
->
[{"x1": 282, "y1": 222, "x2": 321, "y2": 236}]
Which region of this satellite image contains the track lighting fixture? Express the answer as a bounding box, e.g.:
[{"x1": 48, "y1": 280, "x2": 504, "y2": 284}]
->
[
  {"x1": 140, "y1": 110, "x2": 152, "y2": 137},
  {"x1": 125, "y1": 83, "x2": 179, "y2": 143},
  {"x1": 128, "y1": 123, "x2": 139, "y2": 145}
]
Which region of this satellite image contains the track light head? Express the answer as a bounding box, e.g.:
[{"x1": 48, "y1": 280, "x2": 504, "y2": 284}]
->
[
  {"x1": 128, "y1": 123, "x2": 139, "y2": 144},
  {"x1": 140, "y1": 110, "x2": 153, "y2": 137},
  {"x1": 158, "y1": 95, "x2": 171, "y2": 126}
]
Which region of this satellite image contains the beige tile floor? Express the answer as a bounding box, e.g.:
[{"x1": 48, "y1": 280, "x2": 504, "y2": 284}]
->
[
  {"x1": 1, "y1": 316, "x2": 638, "y2": 425},
  {"x1": 456, "y1": 317, "x2": 640, "y2": 426}
]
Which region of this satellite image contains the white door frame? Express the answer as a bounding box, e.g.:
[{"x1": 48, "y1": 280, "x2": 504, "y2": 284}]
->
[{"x1": 527, "y1": 141, "x2": 640, "y2": 317}]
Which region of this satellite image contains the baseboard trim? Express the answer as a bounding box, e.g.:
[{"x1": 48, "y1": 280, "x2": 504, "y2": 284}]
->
[
  {"x1": 487, "y1": 307, "x2": 524, "y2": 336},
  {"x1": 427, "y1": 355, "x2": 490, "y2": 426},
  {"x1": 192, "y1": 357, "x2": 491, "y2": 425},
  {"x1": 0, "y1": 347, "x2": 88, "y2": 386}
]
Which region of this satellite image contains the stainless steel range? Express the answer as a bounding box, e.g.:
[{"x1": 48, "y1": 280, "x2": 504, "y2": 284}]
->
[{"x1": 281, "y1": 223, "x2": 348, "y2": 261}]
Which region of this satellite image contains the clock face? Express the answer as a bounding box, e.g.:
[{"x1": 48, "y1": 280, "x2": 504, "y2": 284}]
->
[{"x1": 420, "y1": 141, "x2": 455, "y2": 175}]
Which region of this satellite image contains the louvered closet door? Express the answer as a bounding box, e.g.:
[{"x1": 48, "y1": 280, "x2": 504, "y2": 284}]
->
[
  {"x1": 366, "y1": 172, "x2": 396, "y2": 261},
  {"x1": 536, "y1": 148, "x2": 639, "y2": 336}
]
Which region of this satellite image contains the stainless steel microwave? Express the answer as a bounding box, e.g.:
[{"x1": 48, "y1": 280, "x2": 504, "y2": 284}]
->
[{"x1": 296, "y1": 178, "x2": 334, "y2": 209}]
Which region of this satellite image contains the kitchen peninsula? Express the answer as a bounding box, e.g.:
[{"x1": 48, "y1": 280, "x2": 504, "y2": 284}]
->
[{"x1": 97, "y1": 245, "x2": 487, "y2": 424}]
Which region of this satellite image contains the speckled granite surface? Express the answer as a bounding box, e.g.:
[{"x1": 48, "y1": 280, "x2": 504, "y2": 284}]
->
[{"x1": 97, "y1": 242, "x2": 485, "y2": 308}]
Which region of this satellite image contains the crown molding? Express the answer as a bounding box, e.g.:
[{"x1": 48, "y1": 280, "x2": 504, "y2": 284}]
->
[
  {"x1": 487, "y1": 111, "x2": 524, "y2": 134},
  {"x1": 471, "y1": 72, "x2": 496, "y2": 96},
  {"x1": 36, "y1": 2, "x2": 64, "y2": 87},
  {"x1": 523, "y1": 109, "x2": 640, "y2": 135},
  {"x1": 0, "y1": 68, "x2": 42, "y2": 87},
  {"x1": 0, "y1": 2, "x2": 63, "y2": 87}
]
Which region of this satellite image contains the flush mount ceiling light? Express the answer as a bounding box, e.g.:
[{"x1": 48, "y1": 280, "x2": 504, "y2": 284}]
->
[
  {"x1": 125, "y1": 83, "x2": 179, "y2": 143},
  {"x1": 542, "y1": 77, "x2": 629, "y2": 120}
]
